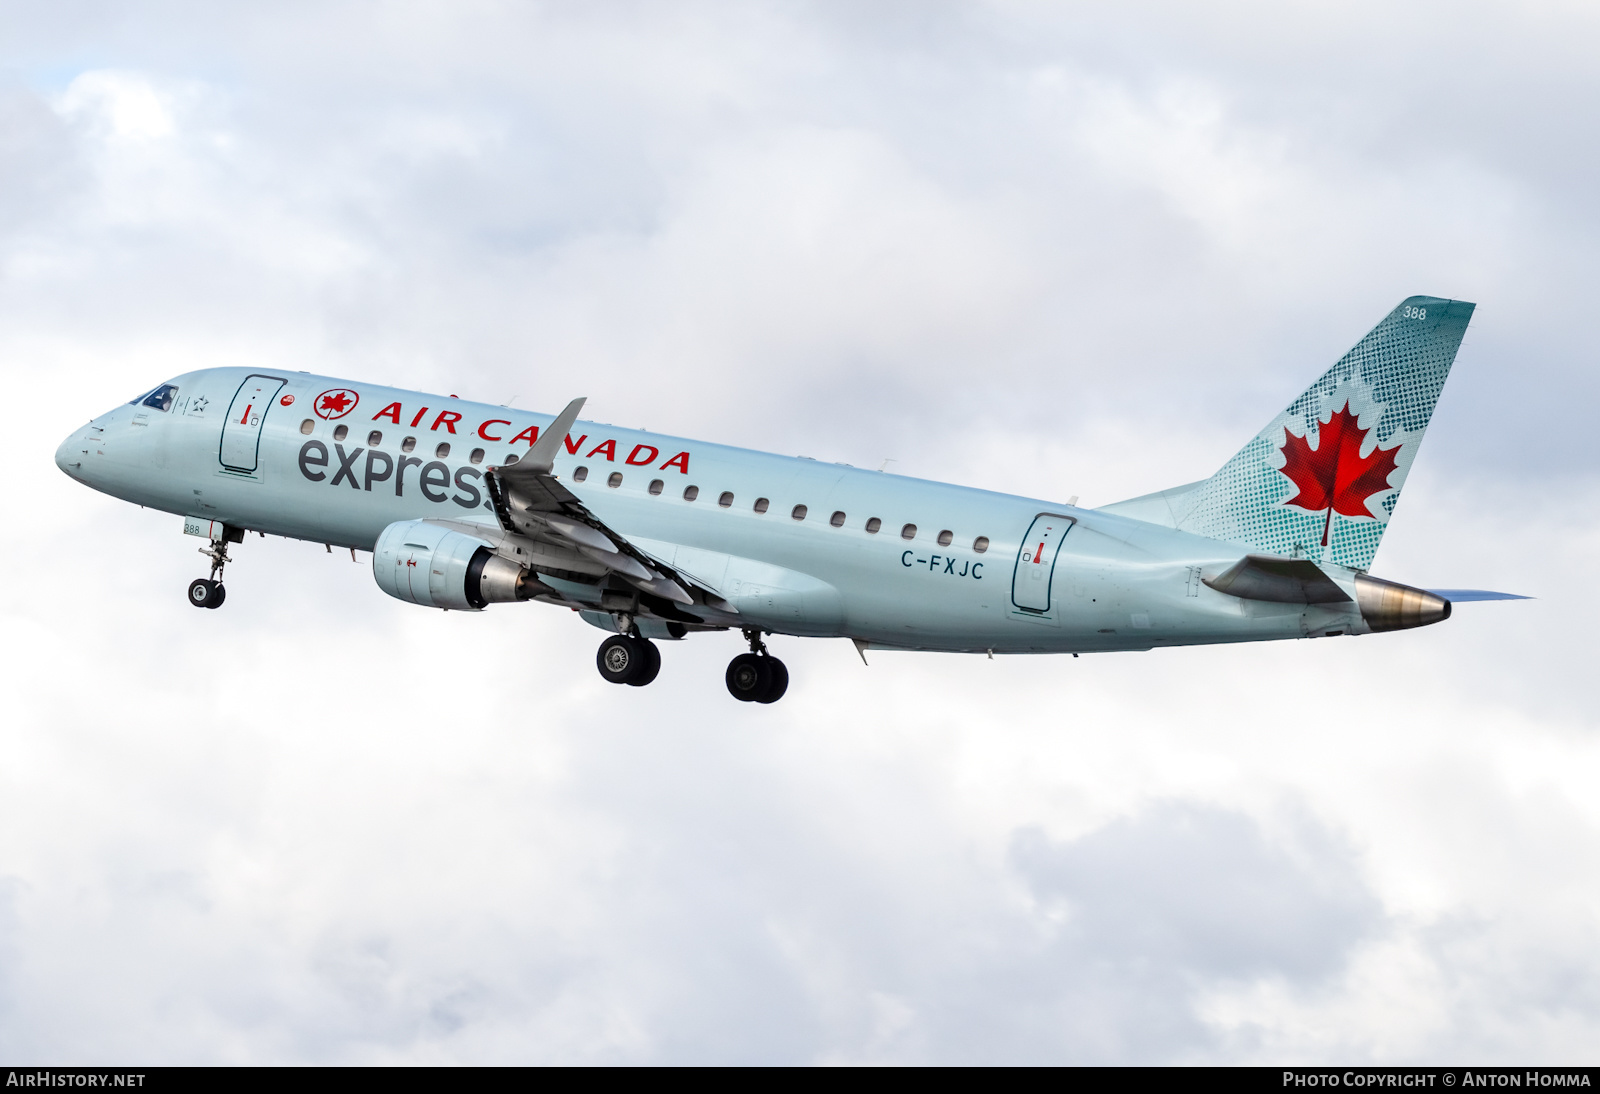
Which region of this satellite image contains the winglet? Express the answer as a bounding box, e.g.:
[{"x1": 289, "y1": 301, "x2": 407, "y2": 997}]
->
[{"x1": 524, "y1": 397, "x2": 587, "y2": 475}]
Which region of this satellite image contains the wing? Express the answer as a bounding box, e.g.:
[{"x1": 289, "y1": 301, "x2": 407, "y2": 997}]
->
[{"x1": 480, "y1": 397, "x2": 737, "y2": 624}]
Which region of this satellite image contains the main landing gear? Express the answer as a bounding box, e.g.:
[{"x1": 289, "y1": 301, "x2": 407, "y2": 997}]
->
[
  {"x1": 596, "y1": 633, "x2": 662, "y2": 687},
  {"x1": 592, "y1": 625, "x2": 790, "y2": 703},
  {"x1": 187, "y1": 535, "x2": 234, "y2": 609},
  {"x1": 725, "y1": 628, "x2": 788, "y2": 705}
]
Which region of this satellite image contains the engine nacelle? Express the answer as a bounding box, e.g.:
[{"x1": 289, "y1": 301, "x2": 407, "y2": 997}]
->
[{"x1": 373, "y1": 519, "x2": 525, "y2": 611}]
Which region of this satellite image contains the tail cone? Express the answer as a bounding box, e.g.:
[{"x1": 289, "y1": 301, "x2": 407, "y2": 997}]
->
[{"x1": 1355, "y1": 574, "x2": 1451, "y2": 632}]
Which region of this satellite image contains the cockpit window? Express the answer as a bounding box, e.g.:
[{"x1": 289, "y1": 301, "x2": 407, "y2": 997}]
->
[{"x1": 140, "y1": 385, "x2": 179, "y2": 412}]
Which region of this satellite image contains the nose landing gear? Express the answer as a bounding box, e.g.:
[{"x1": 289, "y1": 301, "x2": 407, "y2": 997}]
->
[
  {"x1": 187, "y1": 534, "x2": 236, "y2": 609},
  {"x1": 725, "y1": 629, "x2": 788, "y2": 704},
  {"x1": 187, "y1": 577, "x2": 225, "y2": 609}
]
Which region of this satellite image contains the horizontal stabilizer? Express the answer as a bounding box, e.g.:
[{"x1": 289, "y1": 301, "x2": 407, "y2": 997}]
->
[
  {"x1": 1204, "y1": 554, "x2": 1351, "y2": 604},
  {"x1": 1428, "y1": 589, "x2": 1532, "y2": 602}
]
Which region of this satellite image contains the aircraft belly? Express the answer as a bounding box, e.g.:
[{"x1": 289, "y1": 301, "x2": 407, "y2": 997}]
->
[{"x1": 626, "y1": 536, "x2": 844, "y2": 635}]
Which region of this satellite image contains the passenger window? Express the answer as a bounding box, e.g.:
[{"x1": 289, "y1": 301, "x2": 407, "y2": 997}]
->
[
  {"x1": 649, "y1": 479, "x2": 664, "y2": 496},
  {"x1": 901, "y1": 523, "x2": 917, "y2": 540},
  {"x1": 865, "y1": 517, "x2": 881, "y2": 534},
  {"x1": 753, "y1": 498, "x2": 770, "y2": 514},
  {"x1": 141, "y1": 385, "x2": 178, "y2": 412},
  {"x1": 608, "y1": 472, "x2": 623, "y2": 488},
  {"x1": 792, "y1": 504, "x2": 807, "y2": 521},
  {"x1": 470, "y1": 447, "x2": 484, "y2": 464},
  {"x1": 300, "y1": 419, "x2": 315, "y2": 435},
  {"x1": 718, "y1": 491, "x2": 734, "y2": 508},
  {"x1": 504, "y1": 454, "x2": 520, "y2": 465},
  {"x1": 334, "y1": 425, "x2": 349, "y2": 442},
  {"x1": 435, "y1": 442, "x2": 451, "y2": 458},
  {"x1": 830, "y1": 511, "x2": 845, "y2": 527},
  {"x1": 684, "y1": 485, "x2": 700, "y2": 502},
  {"x1": 973, "y1": 536, "x2": 989, "y2": 554},
  {"x1": 401, "y1": 436, "x2": 416, "y2": 453},
  {"x1": 937, "y1": 530, "x2": 953, "y2": 547},
  {"x1": 573, "y1": 466, "x2": 589, "y2": 482},
  {"x1": 368, "y1": 431, "x2": 383, "y2": 447}
]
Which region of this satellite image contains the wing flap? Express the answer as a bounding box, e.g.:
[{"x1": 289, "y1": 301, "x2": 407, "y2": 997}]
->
[{"x1": 480, "y1": 400, "x2": 729, "y2": 622}]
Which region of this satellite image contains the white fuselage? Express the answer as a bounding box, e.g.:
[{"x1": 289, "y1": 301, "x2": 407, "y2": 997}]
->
[{"x1": 58, "y1": 367, "x2": 1375, "y2": 653}]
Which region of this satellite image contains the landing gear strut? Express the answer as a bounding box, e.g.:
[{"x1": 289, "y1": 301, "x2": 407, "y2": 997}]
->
[
  {"x1": 187, "y1": 536, "x2": 234, "y2": 609},
  {"x1": 725, "y1": 628, "x2": 788, "y2": 704},
  {"x1": 596, "y1": 633, "x2": 661, "y2": 687}
]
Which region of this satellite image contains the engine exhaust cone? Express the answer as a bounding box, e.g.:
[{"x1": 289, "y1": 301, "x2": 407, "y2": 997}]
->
[{"x1": 1354, "y1": 574, "x2": 1452, "y2": 632}]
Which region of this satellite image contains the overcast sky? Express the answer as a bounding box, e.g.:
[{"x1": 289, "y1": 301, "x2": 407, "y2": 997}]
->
[{"x1": 2, "y1": 0, "x2": 1598, "y2": 1064}]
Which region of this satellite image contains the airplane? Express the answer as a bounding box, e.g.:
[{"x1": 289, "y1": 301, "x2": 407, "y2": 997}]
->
[{"x1": 56, "y1": 295, "x2": 1524, "y2": 703}]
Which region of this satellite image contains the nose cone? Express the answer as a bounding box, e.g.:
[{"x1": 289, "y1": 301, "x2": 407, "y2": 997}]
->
[{"x1": 56, "y1": 427, "x2": 86, "y2": 478}]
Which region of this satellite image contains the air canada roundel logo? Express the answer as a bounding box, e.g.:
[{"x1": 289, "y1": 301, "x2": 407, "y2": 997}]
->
[{"x1": 314, "y1": 388, "x2": 360, "y2": 420}]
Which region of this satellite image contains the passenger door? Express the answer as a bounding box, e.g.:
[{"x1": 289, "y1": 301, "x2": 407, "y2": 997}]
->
[
  {"x1": 219, "y1": 374, "x2": 287, "y2": 473},
  {"x1": 1011, "y1": 513, "x2": 1075, "y2": 613}
]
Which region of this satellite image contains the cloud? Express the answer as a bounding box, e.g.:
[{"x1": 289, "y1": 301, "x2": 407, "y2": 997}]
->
[
  {"x1": 1012, "y1": 804, "x2": 1379, "y2": 983},
  {"x1": 57, "y1": 69, "x2": 178, "y2": 140},
  {"x1": 996, "y1": 804, "x2": 1382, "y2": 1062}
]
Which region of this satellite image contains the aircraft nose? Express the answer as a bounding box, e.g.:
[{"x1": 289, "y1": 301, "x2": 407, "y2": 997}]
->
[{"x1": 56, "y1": 428, "x2": 84, "y2": 477}]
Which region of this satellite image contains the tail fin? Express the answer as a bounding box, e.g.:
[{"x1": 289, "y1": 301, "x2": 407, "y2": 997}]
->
[{"x1": 1157, "y1": 296, "x2": 1473, "y2": 571}]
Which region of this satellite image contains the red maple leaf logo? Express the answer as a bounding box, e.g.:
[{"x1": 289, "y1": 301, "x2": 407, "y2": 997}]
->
[
  {"x1": 1278, "y1": 400, "x2": 1402, "y2": 546},
  {"x1": 313, "y1": 388, "x2": 359, "y2": 419}
]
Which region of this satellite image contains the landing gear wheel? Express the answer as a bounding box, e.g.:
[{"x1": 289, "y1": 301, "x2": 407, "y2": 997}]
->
[
  {"x1": 187, "y1": 578, "x2": 224, "y2": 609},
  {"x1": 725, "y1": 653, "x2": 773, "y2": 702},
  {"x1": 755, "y1": 657, "x2": 788, "y2": 704},
  {"x1": 597, "y1": 634, "x2": 657, "y2": 686},
  {"x1": 627, "y1": 639, "x2": 662, "y2": 687},
  {"x1": 190, "y1": 530, "x2": 237, "y2": 609}
]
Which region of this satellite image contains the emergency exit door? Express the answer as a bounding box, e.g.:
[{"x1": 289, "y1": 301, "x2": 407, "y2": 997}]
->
[
  {"x1": 219, "y1": 374, "x2": 287, "y2": 472},
  {"x1": 1011, "y1": 513, "x2": 1075, "y2": 613}
]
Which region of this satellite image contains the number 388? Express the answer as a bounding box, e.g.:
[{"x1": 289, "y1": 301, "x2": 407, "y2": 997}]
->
[{"x1": 1403, "y1": 305, "x2": 1428, "y2": 319}]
